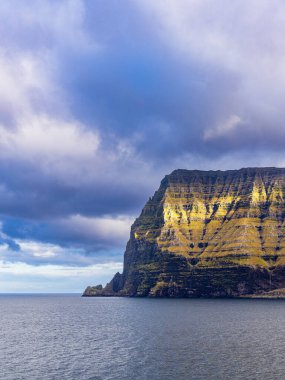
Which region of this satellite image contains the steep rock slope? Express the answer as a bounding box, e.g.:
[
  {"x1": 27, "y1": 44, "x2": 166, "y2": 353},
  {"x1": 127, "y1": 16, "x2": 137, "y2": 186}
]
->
[{"x1": 83, "y1": 167, "x2": 285, "y2": 297}]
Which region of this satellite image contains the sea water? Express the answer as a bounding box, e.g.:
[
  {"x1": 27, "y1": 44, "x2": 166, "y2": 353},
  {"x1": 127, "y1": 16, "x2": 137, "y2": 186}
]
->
[{"x1": 0, "y1": 295, "x2": 285, "y2": 380}]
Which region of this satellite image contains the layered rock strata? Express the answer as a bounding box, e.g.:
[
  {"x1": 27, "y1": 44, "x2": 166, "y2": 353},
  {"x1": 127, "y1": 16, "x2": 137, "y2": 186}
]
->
[{"x1": 83, "y1": 167, "x2": 285, "y2": 297}]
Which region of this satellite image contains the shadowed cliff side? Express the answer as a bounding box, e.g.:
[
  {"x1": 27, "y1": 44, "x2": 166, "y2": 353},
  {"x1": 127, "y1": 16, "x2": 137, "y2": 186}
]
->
[{"x1": 83, "y1": 167, "x2": 285, "y2": 298}]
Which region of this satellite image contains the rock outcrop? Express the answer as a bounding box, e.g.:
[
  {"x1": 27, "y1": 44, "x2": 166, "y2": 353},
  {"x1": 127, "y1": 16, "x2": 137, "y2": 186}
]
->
[{"x1": 83, "y1": 167, "x2": 285, "y2": 297}]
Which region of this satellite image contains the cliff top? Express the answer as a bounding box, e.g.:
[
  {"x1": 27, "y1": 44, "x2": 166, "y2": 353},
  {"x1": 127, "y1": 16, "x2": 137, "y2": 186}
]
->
[
  {"x1": 169, "y1": 167, "x2": 285, "y2": 176},
  {"x1": 164, "y1": 167, "x2": 285, "y2": 183}
]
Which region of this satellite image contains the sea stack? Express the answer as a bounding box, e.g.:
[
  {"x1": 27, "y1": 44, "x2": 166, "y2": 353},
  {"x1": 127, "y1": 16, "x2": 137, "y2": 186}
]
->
[{"x1": 83, "y1": 167, "x2": 285, "y2": 297}]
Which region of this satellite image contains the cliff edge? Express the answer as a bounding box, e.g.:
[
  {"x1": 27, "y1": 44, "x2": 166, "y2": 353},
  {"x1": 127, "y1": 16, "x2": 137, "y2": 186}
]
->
[{"x1": 83, "y1": 167, "x2": 285, "y2": 297}]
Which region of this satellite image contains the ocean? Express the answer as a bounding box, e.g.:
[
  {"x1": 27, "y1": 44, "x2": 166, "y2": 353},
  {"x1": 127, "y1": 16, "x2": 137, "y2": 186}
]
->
[{"x1": 1, "y1": 295, "x2": 285, "y2": 379}]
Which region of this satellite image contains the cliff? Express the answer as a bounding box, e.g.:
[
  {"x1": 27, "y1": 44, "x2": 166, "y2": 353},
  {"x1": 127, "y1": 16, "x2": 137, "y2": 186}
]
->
[{"x1": 83, "y1": 167, "x2": 285, "y2": 297}]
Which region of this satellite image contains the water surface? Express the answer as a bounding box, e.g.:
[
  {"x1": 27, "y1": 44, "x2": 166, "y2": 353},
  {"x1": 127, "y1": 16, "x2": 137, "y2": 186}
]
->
[{"x1": 0, "y1": 295, "x2": 285, "y2": 379}]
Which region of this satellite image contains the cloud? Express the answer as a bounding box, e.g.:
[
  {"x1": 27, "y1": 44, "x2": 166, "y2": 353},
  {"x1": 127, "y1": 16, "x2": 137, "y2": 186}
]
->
[
  {"x1": 0, "y1": 257, "x2": 123, "y2": 292},
  {"x1": 0, "y1": 260, "x2": 122, "y2": 278},
  {"x1": 1, "y1": 1, "x2": 285, "y2": 291},
  {"x1": 0, "y1": 0, "x2": 96, "y2": 52},
  {"x1": 0, "y1": 228, "x2": 127, "y2": 269},
  {"x1": 203, "y1": 114, "x2": 243, "y2": 141},
  {"x1": 55, "y1": 214, "x2": 133, "y2": 246},
  {"x1": 136, "y1": 0, "x2": 285, "y2": 154},
  {"x1": 0, "y1": 1, "x2": 157, "y2": 223},
  {"x1": 0, "y1": 213, "x2": 133, "y2": 250},
  {"x1": 0, "y1": 115, "x2": 100, "y2": 162}
]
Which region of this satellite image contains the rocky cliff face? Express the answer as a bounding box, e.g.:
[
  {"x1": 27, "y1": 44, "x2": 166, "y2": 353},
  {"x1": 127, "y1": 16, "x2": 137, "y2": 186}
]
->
[{"x1": 83, "y1": 167, "x2": 285, "y2": 297}]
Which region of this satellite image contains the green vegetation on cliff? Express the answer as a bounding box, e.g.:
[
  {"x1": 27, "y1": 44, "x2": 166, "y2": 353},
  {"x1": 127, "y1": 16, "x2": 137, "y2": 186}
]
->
[{"x1": 83, "y1": 167, "x2": 285, "y2": 298}]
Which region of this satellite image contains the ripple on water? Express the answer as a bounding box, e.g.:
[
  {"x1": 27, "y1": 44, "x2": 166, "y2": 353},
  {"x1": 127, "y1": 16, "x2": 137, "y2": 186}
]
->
[{"x1": 1, "y1": 296, "x2": 285, "y2": 379}]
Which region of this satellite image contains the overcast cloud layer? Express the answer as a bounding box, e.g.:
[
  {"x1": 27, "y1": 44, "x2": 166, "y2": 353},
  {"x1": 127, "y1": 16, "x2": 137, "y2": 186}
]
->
[{"x1": 1, "y1": 0, "x2": 285, "y2": 291}]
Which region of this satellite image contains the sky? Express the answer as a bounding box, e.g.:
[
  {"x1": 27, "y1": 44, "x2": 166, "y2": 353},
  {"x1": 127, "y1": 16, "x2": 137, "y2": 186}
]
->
[{"x1": 1, "y1": 0, "x2": 285, "y2": 292}]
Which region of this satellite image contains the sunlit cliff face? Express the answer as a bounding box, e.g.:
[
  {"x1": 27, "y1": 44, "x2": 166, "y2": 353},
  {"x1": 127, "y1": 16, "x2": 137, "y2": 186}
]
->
[
  {"x1": 84, "y1": 168, "x2": 285, "y2": 297},
  {"x1": 133, "y1": 168, "x2": 285, "y2": 268}
]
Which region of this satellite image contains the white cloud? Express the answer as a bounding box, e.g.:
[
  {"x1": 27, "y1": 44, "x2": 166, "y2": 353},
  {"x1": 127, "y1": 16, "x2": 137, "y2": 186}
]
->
[
  {"x1": 138, "y1": 0, "x2": 285, "y2": 70},
  {"x1": 0, "y1": 0, "x2": 97, "y2": 52},
  {"x1": 0, "y1": 115, "x2": 100, "y2": 161},
  {"x1": 18, "y1": 241, "x2": 59, "y2": 259},
  {"x1": 203, "y1": 114, "x2": 242, "y2": 141},
  {"x1": 0, "y1": 238, "x2": 80, "y2": 264},
  {"x1": 0, "y1": 260, "x2": 122, "y2": 278},
  {"x1": 0, "y1": 234, "x2": 123, "y2": 291},
  {"x1": 0, "y1": 258, "x2": 123, "y2": 292},
  {"x1": 0, "y1": 0, "x2": 103, "y2": 181},
  {"x1": 0, "y1": 46, "x2": 101, "y2": 177},
  {"x1": 0, "y1": 51, "x2": 58, "y2": 121}
]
